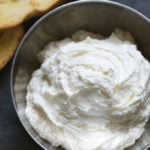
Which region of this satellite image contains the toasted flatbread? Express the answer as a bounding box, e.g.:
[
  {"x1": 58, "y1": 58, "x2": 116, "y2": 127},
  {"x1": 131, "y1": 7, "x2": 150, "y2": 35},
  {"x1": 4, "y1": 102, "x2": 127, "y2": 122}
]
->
[
  {"x1": 0, "y1": 25, "x2": 24, "y2": 69},
  {"x1": 0, "y1": 0, "x2": 66, "y2": 29},
  {"x1": 31, "y1": 0, "x2": 65, "y2": 12},
  {"x1": 0, "y1": 1, "x2": 33, "y2": 29}
]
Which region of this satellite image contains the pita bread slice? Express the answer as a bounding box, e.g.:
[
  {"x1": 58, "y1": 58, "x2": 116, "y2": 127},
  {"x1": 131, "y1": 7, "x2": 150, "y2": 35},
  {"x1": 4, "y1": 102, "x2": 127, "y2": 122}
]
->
[
  {"x1": 31, "y1": 0, "x2": 66, "y2": 12},
  {"x1": 0, "y1": 0, "x2": 66, "y2": 29},
  {"x1": 0, "y1": 1, "x2": 33, "y2": 29},
  {"x1": 0, "y1": 25, "x2": 24, "y2": 69}
]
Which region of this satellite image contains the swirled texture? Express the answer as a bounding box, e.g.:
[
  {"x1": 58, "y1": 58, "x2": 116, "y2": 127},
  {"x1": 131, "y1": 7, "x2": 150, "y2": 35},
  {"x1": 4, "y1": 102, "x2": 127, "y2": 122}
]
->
[{"x1": 25, "y1": 29, "x2": 150, "y2": 150}]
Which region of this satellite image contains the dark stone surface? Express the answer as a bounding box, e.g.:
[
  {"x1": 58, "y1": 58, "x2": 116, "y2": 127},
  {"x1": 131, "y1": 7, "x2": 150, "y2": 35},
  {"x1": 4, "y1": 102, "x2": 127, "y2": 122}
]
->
[
  {"x1": 0, "y1": 61, "x2": 42, "y2": 150},
  {"x1": 0, "y1": 0, "x2": 149, "y2": 150}
]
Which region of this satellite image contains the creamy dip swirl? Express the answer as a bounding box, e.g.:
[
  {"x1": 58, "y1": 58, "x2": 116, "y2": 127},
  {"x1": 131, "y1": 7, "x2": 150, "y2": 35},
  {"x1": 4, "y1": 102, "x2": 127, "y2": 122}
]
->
[{"x1": 25, "y1": 29, "x2": 150, "y2": 150}]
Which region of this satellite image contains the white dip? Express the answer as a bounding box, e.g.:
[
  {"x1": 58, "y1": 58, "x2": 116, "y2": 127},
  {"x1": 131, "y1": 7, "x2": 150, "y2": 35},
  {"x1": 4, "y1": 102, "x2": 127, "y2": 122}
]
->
[{"x1": 25, "y1": 29, "x2": 150, "y2": 150}]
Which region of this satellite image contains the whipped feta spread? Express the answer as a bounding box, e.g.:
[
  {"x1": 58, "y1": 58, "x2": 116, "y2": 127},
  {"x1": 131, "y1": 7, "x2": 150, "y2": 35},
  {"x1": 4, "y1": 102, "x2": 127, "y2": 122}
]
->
[{"x1": 25, "y1": 29, "x2": 150, "y2": 150}]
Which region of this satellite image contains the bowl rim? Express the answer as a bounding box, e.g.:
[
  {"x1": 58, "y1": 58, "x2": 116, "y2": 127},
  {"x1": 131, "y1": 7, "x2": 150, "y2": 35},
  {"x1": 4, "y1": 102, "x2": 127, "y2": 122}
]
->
[{"x1": 10, "y1": 0, "x2": 150, "y2": 149}]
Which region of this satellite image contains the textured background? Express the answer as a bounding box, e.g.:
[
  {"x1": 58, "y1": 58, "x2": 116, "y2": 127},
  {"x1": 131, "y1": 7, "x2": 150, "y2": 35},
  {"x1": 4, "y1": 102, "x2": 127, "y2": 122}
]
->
[{"x1": 0, "y1": 0, "x2": 150, "y2": 150}]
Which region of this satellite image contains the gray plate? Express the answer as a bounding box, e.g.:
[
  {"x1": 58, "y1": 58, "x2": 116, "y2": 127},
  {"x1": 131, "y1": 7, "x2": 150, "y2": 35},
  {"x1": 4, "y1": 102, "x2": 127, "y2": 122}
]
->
[{"x1": 11, "y1": 1, "x2": 150, "y2": 150}]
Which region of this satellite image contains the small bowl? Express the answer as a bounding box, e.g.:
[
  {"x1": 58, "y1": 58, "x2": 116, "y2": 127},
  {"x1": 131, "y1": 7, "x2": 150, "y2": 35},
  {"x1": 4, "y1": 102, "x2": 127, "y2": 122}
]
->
[{"x1": 11, "y1": 1, "x2": 150, "y2": 150}]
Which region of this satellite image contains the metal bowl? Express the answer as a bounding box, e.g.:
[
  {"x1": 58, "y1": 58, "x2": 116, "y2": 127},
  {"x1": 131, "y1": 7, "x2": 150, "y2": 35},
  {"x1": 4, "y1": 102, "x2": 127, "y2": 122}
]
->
[{"x1": 11, "y1": 1, "x2": 150, "y2": 150}]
